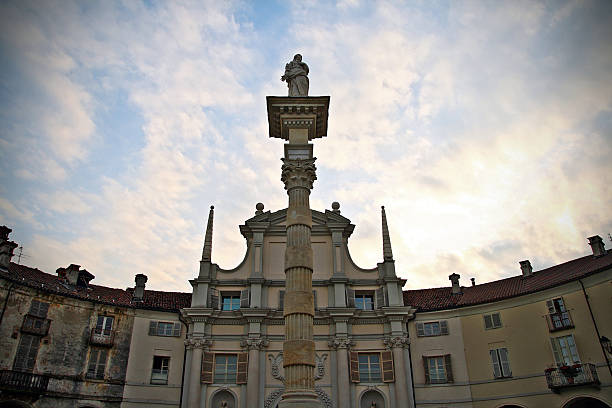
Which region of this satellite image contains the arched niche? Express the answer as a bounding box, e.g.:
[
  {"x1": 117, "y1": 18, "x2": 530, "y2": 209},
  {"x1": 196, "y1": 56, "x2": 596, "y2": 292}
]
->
[
  {"x1": 210, "y1": 389, "x2": 237, "y2": 408},
  {"x1": 0, "y1": 401, "x2": 34, "y2": 408},
  {"x1": 359, "y1": 389, "x2": 386, "y2": 408},
  {"x1": 563, "y1": 396, "x2": 611, "y2": 408}
]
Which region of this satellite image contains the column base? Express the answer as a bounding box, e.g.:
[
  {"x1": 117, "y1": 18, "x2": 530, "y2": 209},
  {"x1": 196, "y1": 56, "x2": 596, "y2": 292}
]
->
[{"x1": 278, "y1": 391, "x2": 321, "y2": 408}]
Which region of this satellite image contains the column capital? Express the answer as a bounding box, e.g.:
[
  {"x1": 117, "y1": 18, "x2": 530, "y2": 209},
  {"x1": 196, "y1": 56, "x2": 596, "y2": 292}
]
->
[
  {"x1": 328, "y1": 336, "x2": 354, "y2": 350},
  {"x1": 184, "y1": 336, "x2": 212, "y2": 350},
  {"x1": 241, "y1": 336, "x2": 270, "y2": 350},
  {"x1": 281, "y1": 158, "x2": 317, "y2": 191},
  {"x1": 383, "y1": 335, "x2": 410, "y2": 349}
]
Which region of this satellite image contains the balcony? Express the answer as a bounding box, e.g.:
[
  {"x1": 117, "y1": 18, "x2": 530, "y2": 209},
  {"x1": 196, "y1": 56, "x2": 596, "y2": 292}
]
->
[
  {"x1": 21, "y1": 314, "x2": 51, "y2": 336},
  {"x1": 545, "y1": 363, "x2": 600, "y2": 392},
  {"x1": 89, "y1": 327, "x2": 114, "y2": 347},
  {"x1": 0, "y1": 370, "x2": 50, "y2": 394},
  {"x1": 546, "y1": 311, "x2": 574, "y2": 332}
]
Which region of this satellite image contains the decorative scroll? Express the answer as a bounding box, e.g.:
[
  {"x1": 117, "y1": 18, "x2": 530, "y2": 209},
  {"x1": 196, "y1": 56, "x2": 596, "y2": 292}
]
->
[
  {"x1": 240, "y1": 337, "x2": 269, "y2": 350},
  {"x1": 268, "y1": 353, "x2": 284, "y2": 382},
  {"x1": 328, "y1": 336, "x2": 354, "y2": 350},
  {"x1": 383, "y1": 335, "x2": 410, "y2": 349},
  {"x1": 185, "y1": 336, "x2": 212, "y2": 350}
]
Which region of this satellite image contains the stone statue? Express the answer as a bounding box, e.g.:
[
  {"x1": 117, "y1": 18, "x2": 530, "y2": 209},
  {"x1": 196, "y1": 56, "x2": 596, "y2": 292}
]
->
[{"x1": 281, "y1": 54, "x2": 309, "y2": 96}]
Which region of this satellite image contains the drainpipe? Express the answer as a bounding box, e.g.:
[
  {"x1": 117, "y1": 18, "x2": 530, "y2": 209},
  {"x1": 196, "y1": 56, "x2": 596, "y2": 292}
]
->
[
  {"x1": 0, "y1": 282, "x2": 15, "y2": 327},
  {"x1": 178, "y1": 312, "x2": 188, "y2": 408},
  {"x1": 579, "y1": 279, "x2": 612, "y2": 377}
]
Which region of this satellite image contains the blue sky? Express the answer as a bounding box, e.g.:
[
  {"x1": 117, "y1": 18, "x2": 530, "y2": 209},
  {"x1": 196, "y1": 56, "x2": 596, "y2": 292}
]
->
[{"x1": 1, "y1": 0, "x2": 611, "y2": 292}]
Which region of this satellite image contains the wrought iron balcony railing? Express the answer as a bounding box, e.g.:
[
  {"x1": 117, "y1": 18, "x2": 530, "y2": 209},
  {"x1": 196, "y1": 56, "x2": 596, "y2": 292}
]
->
[
  {"x1": 21, "y1": 314, "x2": 51, "y2": 336},
  {"x1": 545, "y1": 363, "x2": 600, "y2": 392},
  {"x1": 89, "y1": 327, "x2": 115, "y2": 347},
  {"x1": 546, "y1": 311, "x2": 574, "y2": 332},
  {"x1": 0, "y1": 370, "x2": 50, "y2": 394}
]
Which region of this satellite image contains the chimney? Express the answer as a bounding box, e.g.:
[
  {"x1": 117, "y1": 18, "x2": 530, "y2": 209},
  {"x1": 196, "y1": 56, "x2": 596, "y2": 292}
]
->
[
  {"x1": 520, "y1": 260, "x2": 533, "y2": 277},
  {"x1": 449, "y1": 273, "x2": 461, "y2": 294},
  {"x1": 57, "y1": 264, "x2": 94, "y2": 287},
  {"x1": 588, "y1": 235, "x2": 606, "y2": 257},
  {"x1": 134, "y1": 274, "x2": 148, "y2": 301},
  {"x1": 0, "y1": 226, "x2": 18, "y2": 269},
  {"x1": 470, "y1": 277, "x2": 476, "y2": 286}
]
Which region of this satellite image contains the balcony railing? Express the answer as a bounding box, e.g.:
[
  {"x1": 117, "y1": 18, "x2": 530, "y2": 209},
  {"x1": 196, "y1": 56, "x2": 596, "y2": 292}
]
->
[
  {"x1": 546, "y1": 311, "x2": 574, "y2": 332},
  {"x1": 545, "y1": 363, "x2": 600, "y2": 392},
  {"x1": 0, "y1": 370, "x2": 50, "y2": 394},
  {"x1": 89, "y1": 327, "x2": 115, "y2": 347},
  {"x1": 21, "y1": 314, "x2": 51, "y2": 336}
]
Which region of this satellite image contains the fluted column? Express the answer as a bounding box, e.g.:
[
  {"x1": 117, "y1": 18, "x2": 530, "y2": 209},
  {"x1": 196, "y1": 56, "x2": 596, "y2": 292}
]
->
[
  {"x1": 384, "y1": 335, "x2": 411, "y2": 408},
  {"x1": 242, "y1": 337, "x2": 269, "y2": 407},
  {"x1": 279, "y1": 157, "x2": 320, "y2": 407},
  {"x1": 329, "y1": 337, "x2": 353, "y2": 408}
]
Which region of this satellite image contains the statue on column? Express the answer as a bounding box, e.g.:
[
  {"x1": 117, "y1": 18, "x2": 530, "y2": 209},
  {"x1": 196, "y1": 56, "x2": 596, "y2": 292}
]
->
[{"x1": 281, "y1": 54, "x2": 309, "y2": 96}]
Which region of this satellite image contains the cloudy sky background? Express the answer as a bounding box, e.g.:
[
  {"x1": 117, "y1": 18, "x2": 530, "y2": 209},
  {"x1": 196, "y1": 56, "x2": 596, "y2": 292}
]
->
[{"x1": 1, "y1": 0, "x2": 610, "y2": 292}]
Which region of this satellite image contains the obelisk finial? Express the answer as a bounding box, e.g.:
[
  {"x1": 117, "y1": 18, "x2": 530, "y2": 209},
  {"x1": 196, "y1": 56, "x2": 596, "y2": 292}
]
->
[
  {"x1": 281, "y1": 54, "x2": 309, "y2": 96},
  {"x1": 381, "y1": 206, "x2": 394, "y2": 261},
  {"x1": 201, "y1": 205, "x2": 214, "y2": 262}
]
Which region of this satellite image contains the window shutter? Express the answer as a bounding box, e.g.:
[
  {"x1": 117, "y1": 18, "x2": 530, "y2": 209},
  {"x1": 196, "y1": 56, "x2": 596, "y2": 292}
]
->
[
  {"x1": 149, "y1": 321, "x2": 158, "y2": 336},
  {"x1": 550, "y1": 338, "x2": 563, "y2": 366},
  {"x1": 484, "y1": 314, "x2": 493, "y2": 329},
  {"x1": 416, "y1": 322, "x2": 425, "y2": 337},
  {"x1": 422, "y1": 356, "x2": 430, "y2": 384},
  {"x1": 492, "y1": 313, "x2": 502, "y2": 327},
  {"x1": 208, "y1": 288, "x2": 219, "y2": 309},
  {"x1": 375, "y1": 287, "x2": 385, "y2": 309},
  {"x1": 557, "y1": 297, "x2": 566, "y2": 312},
  {"x1": 567, "y1": 335, "x2": 580, "y2": 363},
  {"x1": 87, "y1": 349, "x2": 98, "y2": 377},
  {"x1": 279, "y1": 290, "x2": 285, "y2": 310},
  {"x1": 546, "y1": 299, "x2": 556, "y2": 314},
  {"x1": 499, "y1": 348, "x2": 511, "y2": 377},
  {"x1": 236, "y1": 352, "x2": 249, "y2": 384},
  {"x1": 346, "y1": 288, "x2": 355, "y2": 308},
  {"x1": 201, "y1": 352, "x2": 214, "y2": 384},
  {"x1": 381, "y1": 351, "x2": 395, "y2": 382},
  {"x1": 444, "y1": 354, "x2": 453, "y2": 382},
  {"x1": 30, "y1": 301, "x2": 49, "y2": 318},
  {"x1": 349, "y1": 351, "x2": 360, "y2": 382},
  {"x1": 14, "y1": 334, "x2": 40, "y2": 371},
  {"x1": 490, "y1": 349, "x2": 501, "y2": 378},
  {"x1": 96, "y1": 349, "x2": 108, "y2": 378},
  {"x1": 240, "y1": 289, "x2": 250, "y2": 309},
  {"x1": 312, "y1": 290, "x2": 317, "y2": 310},
  {"x1": 440, "y1": 320, "x2": 449, "y2": 335},
  {"x1": 172, "y1": 322, "x2": 181, "y2": 337}
]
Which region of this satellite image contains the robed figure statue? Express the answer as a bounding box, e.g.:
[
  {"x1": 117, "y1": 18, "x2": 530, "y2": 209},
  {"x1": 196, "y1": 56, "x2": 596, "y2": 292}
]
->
[{"x1": 281, "y1": 54, "x2": 309, "y2": 96}]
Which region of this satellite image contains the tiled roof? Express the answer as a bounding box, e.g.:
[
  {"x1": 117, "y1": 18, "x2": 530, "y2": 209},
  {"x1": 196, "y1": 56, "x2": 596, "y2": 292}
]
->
[
  {"x1": 403, "y1": 250, "x2": 612, "y2": 312},
  {"x1": 2, "y1": 263, "x2": 191, "y2": 312}
]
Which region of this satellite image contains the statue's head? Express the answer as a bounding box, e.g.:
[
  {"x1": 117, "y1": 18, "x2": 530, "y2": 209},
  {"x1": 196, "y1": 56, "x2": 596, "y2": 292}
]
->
[{"x1": 293, "y1": 54, "x2": 302, "y2": 62}]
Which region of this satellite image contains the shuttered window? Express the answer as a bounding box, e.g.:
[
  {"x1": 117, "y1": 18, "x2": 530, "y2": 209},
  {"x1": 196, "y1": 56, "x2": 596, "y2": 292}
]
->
[
  {"x1": 416, "y1": 321, "x2": 449, "y2": 337},
  {"x1": 490, "y1": 348, "x2": 512, "y2": 378},
  {"x1": 374, "y1": 287, "x2": 386, "y2": 309},
  {"x1": 346, "y1": 288, "x2": 355, "y2": 308},
  {"x1": 87, "y1": 348, "x2": 108, "y2": 379},
  {"x1": 201, "y1": 352, "x2": 214, "y2": 383},
  {"x1": 358, "y1": 353, "x2": 381, "y2": 382},
  {"x1": 381, "y1": 351, "x2": 394, "y2": 382},
  {"x1": 148, "y1": 321, "x2": 182, "y2": 337},
  {"x1": 349, "y1": 351, "x2": 360, "y2": 382},
  {"x1": 221, "y1": 293, "x2": 241, "y2": 311},
  {"x1": 13, "y1": 334, "x2": 40, "y2": 372},
  {"x1": 236, "y1": 353, "x2": 248, "y2": 384},
  {"x1": 214, "y1": 354, "x2": 239, "y2": 383},
  {"x1": 349, "y1": 351, "x2": 394, "y2": 383},
  {"x1": 95, "y1": 316, "x2": 114, "y2": 336},
  {"x1": 483, "y1": 312, "x2": 502, "y2": 329},
  {"x1": 29, "y1": 300, "x2": 49, "y2": 318},
  {"x1": 240, "y1": 289, "x2": 250, "y2": 309},
  {"x1": 423, "y1": 355, "x2": 453, "y2": 384},
  {"x1": 207, "y1": 288, "x2": 219, "y2": 309},
  {"x1": 551, "y1": 335, "x2": 580, "y2": 366},
  {"x1": 354, "y1": 292, "x2": 374, "y2": 310}
]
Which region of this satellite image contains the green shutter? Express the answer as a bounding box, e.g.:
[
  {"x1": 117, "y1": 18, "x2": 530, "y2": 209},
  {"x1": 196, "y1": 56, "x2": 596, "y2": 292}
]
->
[
  {"x1": 440, "y1": 320, "x2": 449, "y2": 335},
  {"x1": 416, "y1": 322, "x2": 425, "y2": 337},
  {"x1": 490, "y1": 349, "x2": 501, "y2": 378},
  {"x1": 149, "y1": 321, "x2": 158, "y2": 336},
  {"x1": 499, "y1": 348, "x2": 511, "y2": 377},
  {"x1": 444, "y1": 354, "x2": 453, "y2": 383}
]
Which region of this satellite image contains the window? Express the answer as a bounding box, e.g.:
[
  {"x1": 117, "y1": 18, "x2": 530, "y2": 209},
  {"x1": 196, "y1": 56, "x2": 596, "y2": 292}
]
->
[
  {"x1": 221, "y1": 293, "x2": 241, "y2": 311},
  {"x1": 423, "y1": 355, "x2": 453, "y2": 384},
  {"x1": 358, "y1": 353, "x2": 381, "y2": 382},
  {"x1": 13, "y1": 334, "x2": 40, "y2": 372},
  {"x1": 347, "y1": 287, "x2": 386, "y2": 309},
  {"x1": 214, "y1": 354, "x2": 237, "y2": 383},
  {"x1": 87, "y1": 348, "x2": 108, "y2": 379},
  {"x1": 490, "y1": 348, "x2": 512, "y2": 378},
  {"x1": 201, "y1": 352, "x2": 248, "y2": 384},
  {"x1": 546, "y1": 298, "x2": 573, "y2": 331},
  {"x1": 349, "y1": 351, "x2": 394, "y2": 383},
  {"x1": 416, "y1": 321, "x2": 449, "y2": 337},
  {"x1": 149, "y1": 321, "x2": 182, "y2": 337},
  {"x1": 95, "y1": 315, "x2": 114, "y2": 336},
  {"x1": 355, "y1": 292, "x2": 374, "y2": 310},
  {"x1": 151, "y1": 356, "x2": 170, "y2": 384},
  {"x1": 483, "y1": 312, "x2": 502, "y2": 329},
  {"x1": 551, "y1": 335, "x2": 580, "y2": 366},
  {"x1": 29, "y1": 300, "x2": 50, "y2": 318}
]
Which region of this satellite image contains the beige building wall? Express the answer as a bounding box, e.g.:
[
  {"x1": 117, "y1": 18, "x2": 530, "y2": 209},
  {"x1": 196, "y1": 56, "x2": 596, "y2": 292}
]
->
[{"x1": 122, "y1": 309, "x2": 185, "y2": 408}]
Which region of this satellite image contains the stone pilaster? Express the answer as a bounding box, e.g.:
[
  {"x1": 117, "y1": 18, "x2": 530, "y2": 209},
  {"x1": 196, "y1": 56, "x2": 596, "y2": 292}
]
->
[
  {"x1": 279, "y1": 157, "x2": 320, "y2": 407},
  {"x1": 242, "y1": 337, "x2": 269, "y2": 408},
  {"x1": 328, "y1": 336, "x2": 353, "y2": 408},
  {"x1": 185, "y1": 337, "x2": 212, "y2": 408},
  {"x1": 384, "y1": 335, "x2": 411, "y2": 408}
]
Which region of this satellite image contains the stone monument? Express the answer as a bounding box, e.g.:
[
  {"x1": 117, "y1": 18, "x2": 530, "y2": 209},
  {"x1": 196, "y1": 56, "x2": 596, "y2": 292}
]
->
[{"x1": 267, "y1": 55, "x2": 328, "y2": 408}]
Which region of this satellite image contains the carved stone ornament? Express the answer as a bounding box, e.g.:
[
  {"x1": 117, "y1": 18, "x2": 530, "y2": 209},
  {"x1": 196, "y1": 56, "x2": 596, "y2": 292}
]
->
[
  {"x1": 184, "y1": 337, "x2": 212, "y2": 350},
  {"x1": 383, "y1": 335, "x2": 410, "y2": 349},
  {"x1": 328, "y1": 336, "x2": 354, "y2": 350},
  {"x1": 268, "y1": 352, "x2": 328, "y2": 382},
  {"x1": 281, "y1": 158, "x2": 317, "y2": 191},
  {"x1": 240, "y1": 337, "x2": 269, "y2": 350},
  {"x1": 314, "y1": 353, "x2": 328, "y2": 381}
]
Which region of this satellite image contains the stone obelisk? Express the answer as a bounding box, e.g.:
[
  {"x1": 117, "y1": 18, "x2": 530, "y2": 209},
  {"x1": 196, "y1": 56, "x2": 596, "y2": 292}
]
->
[{"x1": 268, "y1": 55, "x2": 329, "y2": 408}]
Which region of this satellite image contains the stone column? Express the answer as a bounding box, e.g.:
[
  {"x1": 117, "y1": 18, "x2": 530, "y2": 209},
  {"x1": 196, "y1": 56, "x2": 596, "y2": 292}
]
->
[
  {"x1": 185, "y1": 337, "x2": 211, "y2": 408},
  {"x1": 384, "y1": 336, "x2": 410, "y2": 407},
  {"x1": 329, "y1": 337, "x2": 353, "y2": 408},
  {"x1": 279, "y1": 157, "x2": 320, "y2": 407},
  {"x1": 242, "y1": 337, "x2": 269, "y2": 407}
]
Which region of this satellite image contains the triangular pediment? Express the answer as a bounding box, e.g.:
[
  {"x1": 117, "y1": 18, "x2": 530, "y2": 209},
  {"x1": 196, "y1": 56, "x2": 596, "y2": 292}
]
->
[{"x1": 241, "y1": 208, "x2": 354, "y2": 237}]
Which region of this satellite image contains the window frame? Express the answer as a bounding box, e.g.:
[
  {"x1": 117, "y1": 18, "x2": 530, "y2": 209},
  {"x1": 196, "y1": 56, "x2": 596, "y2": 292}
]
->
[
  {"x1": 358, "y1": 353, "x2": 382, "y2": 382},
  {"x1": 151, "y1": 356, "x2": 170, "y2": 385},
  {"x1": 220, "y1": 292, "x2": 241, "y2": 311},
  {"x1": 95, "y1": 315, "x2": 114, "y2": 336},
  {"x1": 551, "y1": 334, "x2": 580, "y2": 366},
  {"x1": 13, "y1": 333, "x2": 41, "y2": 372},
  {"x1": 213, "y1": 354, "x2": 238, "y2": 384},
  {"x1": 483, "y1": 312, "x2": 502, "y2": 330},
  {"x1": 86, "y1": 348, "x2": 108, "y2": 380},
  {"x1": 490, "y1": 347, "x2": 512, "y2": 378},
  {"x1": 354, "y1": 291, "x2": 375, "y2": 311},
  {"x1": 416, "y1": 320, "x2": 449, "y2": 337}
]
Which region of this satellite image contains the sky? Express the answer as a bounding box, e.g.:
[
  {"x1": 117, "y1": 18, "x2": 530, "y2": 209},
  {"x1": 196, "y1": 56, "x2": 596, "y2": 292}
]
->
[{"x1": 0, "y1": 0, "x2": 611, "y2": 293}]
